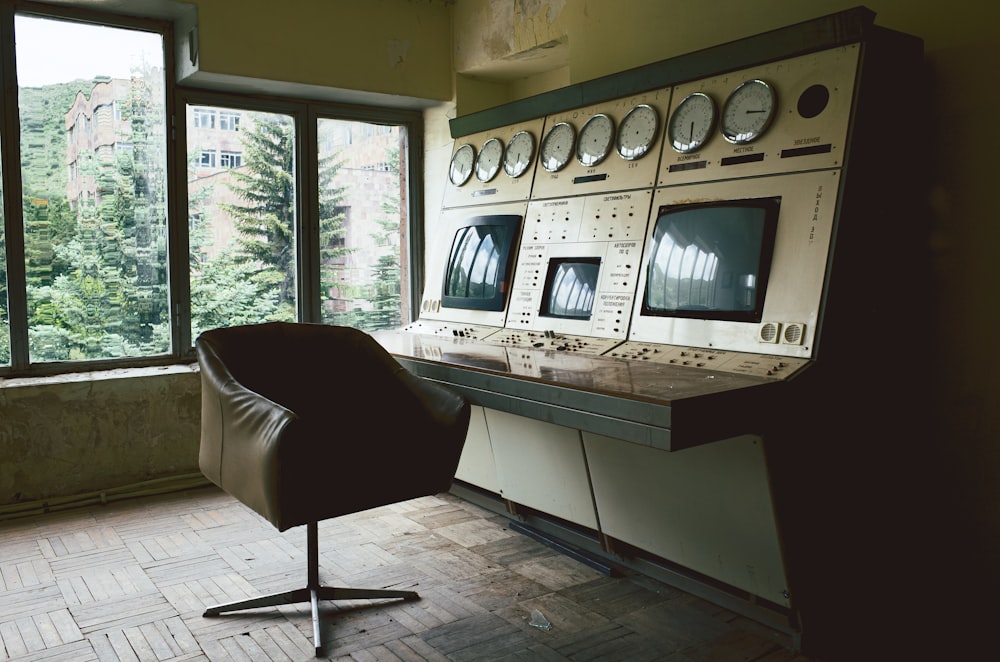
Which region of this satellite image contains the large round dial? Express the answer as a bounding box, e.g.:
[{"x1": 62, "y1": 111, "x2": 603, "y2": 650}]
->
[
  {"x1": 449, "y1": 143, "x2": 475, "y2": 186},
  {"x1": 720, "y1": 79, "x2": 777, "y2": 144},
  {"x1": 616, "y1": 104, "x2": 659, "y2": 160},
  {"x1": 540, "y1": 122, "x2": 575, "y2": 172},
  {"x1": 576, "y1": 113, "x2": 615, "y2": 167},
  {"x1": 504, "y1": 130, "x2": 535, "y2": 178},
  {"x1": 475, "y1": 137, "x2": 503, "y2": 182},
  {"x1": 668, "y1": 92, "x2": 717, "y2": 153}
]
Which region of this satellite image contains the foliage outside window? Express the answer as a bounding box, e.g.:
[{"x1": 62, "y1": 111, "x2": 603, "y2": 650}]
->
[{"x1": 12, "y1": 14, "x2": 169, "y2": 364}]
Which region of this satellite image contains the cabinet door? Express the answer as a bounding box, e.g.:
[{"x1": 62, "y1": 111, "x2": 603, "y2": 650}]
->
[
  {"x1": 454, "y1": 406, "x2": 499, "y2": 493},
  {"x1": 487, "y1": 410, "x2": 598, "y2": 530},
  {"x1": 584, "y1": 432, "x2": 790, "y2": 608}
]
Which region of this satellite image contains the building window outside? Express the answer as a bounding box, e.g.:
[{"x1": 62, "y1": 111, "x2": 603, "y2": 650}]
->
[
  {"x1": 193, "y1": 107, "x2": 216, "y2": 129},
  {"x1": 219, "y1": 150, "x2": 241, "y2": 168},
  {"x1": 219, "y1": 111, "x2": 240, "y2": 131},
  {"x1": 199, "y1": 150, "x2": 216, "y2": 168}
]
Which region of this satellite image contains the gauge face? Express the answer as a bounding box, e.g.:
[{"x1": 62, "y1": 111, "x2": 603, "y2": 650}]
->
[
  {"x1": 668, "y1": 92, "x2": 717, "y2": 153},
  {"x1": 721, "y1": 79, "x2": 777, "y2": 144},
  {"x1": 576, "y1": 113, "x2": 615, "y2": 167},
  {"x1": 449, "y1": 143, "x2": 475, "y2": 186},
  {"x1": 540, "y1": 122, "x2": 575, "y2": 172},
  {"x1": 616, "y1": 104, "x2": 659, "y2": 161},
  {"x1": 475, "y1": 137, "x2": 504, "y2": 182},
  {"x1": 504, "y1": 130, "x2": 535, "y2": 178}
]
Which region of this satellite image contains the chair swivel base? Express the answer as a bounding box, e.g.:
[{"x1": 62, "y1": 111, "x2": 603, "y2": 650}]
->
[
  {"x1": 203, "y1": 585, "x2": 418, "y2": 656},
  {"x1": 202, "y1": 522, "x2": 419, "y2": 656}
]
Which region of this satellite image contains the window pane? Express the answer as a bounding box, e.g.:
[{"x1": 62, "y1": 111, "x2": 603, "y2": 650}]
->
[
  {"x1": 188, "y1": 106, "x2": 298, "y2": 336},
  {"x1": 317, "y1": 119, "x2": 408, "y2": 331},
  {"x1": 16, "y1": 15, "x2": 169, "y2": 361}
]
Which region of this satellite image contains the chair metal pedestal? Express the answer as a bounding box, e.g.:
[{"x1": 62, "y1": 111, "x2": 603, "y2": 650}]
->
[{"x1": 203, "y1": 521, "x2": 419, "y2": 656}]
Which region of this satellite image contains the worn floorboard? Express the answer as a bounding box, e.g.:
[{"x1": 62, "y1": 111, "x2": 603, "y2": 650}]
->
[{"x1": 0, "y1": 487, "x2": 818, "y2": 661}]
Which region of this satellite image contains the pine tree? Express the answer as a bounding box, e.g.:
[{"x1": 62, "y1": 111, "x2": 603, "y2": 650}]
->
[
  {"x1": 318, "y1": 148, "x2": 351, "y2": 323},
  {"x1": 222, "y1": 113, "x2": 297, "y2": 321}
]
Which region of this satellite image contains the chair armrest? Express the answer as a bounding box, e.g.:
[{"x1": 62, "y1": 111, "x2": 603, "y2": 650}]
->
[{"x1": 198, "y1": 340, "x2": 297, "y2": 528}]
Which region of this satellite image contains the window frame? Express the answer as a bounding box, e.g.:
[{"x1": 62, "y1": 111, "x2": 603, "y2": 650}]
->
[
  {"x1": 175, "y1": 89, "x2": 425, "y2": 343},
  {"x1": 0, "y1": 4, "x2": 425, "y2": 377}
]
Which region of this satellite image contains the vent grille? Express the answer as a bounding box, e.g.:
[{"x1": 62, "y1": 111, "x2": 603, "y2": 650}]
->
[
  {"x1": 759, "y1": 322, "x2": 780, "y2": 343},
  {"x1": 783, "y1": 323, "x2": 805, "y2": 345}
]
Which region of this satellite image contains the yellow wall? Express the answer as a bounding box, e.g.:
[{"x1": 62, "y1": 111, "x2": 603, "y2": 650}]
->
[{"x1": 188, "y1": 0, "x2": 454, "y2": 103}]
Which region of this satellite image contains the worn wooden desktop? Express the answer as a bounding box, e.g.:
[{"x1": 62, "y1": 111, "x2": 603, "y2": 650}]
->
[{"x1": 374, "y1": 329, "x2": 792, "y2": 451}]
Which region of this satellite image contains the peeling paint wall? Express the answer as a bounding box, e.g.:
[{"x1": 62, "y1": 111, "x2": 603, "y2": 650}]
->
[
  {"x1": 0, "y1": 367, "x2": 201, "y2": 506},
  {"x1": 453, "y1": 0, "x2": 568, "y2": 74}
]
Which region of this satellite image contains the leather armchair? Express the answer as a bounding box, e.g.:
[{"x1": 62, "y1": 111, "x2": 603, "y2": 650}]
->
[{"x1": 196, "y1": 321, "x2": 470, "y2": 655}]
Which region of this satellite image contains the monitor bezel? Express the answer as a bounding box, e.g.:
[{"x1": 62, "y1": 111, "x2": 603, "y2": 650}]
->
[
  {"x1": 640, "y1": 196, "x2": 780, "y2": 323},
  {"x1": 441, "y1": 214, "x2": 522, "y2": 312},
  {"x1": 538, "y1": 256, "x2": 602, "y2": 321}
]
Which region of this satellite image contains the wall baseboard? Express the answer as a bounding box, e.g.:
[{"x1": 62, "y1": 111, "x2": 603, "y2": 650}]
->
[{"x1": 0, "y1": 473, "x2": 212, "y2": 522}]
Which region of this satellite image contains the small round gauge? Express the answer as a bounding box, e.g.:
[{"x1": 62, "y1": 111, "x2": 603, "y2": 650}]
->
[
  {"x1": 504, "y1": 130, "x2": 535, "y2": 178},
  {"x1": 576, "y1": 113, "x2": 615, "y2": 167},
  {"x1": 449, "y1": 143, "x2": 475, "y2": 186},
  {"x1": 475, "y1": 137, "x2": 504, "y2": 182},
  {"x1": 668, "y1": 92, "x2": 717, "y2": 153},
  {"x1": 540, "y1": 122, "x2": 575, "y2": 172},
  {"x1": 616, "y1": 104, "x2": 659, "y2": 161},
  {"x1": 720, "y1": 79, "x2": 777, "y2": 144}
]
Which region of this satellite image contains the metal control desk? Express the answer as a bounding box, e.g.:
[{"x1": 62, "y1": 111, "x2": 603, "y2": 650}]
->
[{"x1": 374, "y1": 329, "x2": 795, "y2": 451}]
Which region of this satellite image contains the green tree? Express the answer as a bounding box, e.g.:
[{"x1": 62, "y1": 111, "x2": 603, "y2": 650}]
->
[
  {"x1": 25, "y1": 71, "x2": 169, "y2": 361},
  {"x1": 221, "y1": 113, "x2": 297, "y2": 321},
  {"x1": 223, "y1": 113, "x2": 351, "y2": 324},
  {"x1": 318, "y1": 149, "x2": 351, "y2": 324}
]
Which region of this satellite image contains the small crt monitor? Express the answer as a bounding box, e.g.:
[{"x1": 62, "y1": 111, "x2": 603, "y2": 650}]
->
[
  {"x1": 539, "y1": 257, "x2": 601, "y2": 320},
  {"x1": 642, "y1": 197, "x2": 779, "y2": 323},
  {"x1": 442, "y1": 214, "x2": 521, "y2": 312}
]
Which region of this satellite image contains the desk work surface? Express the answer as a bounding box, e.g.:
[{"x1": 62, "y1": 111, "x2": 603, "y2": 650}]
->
[{"x1": 374, "y1": 328, "x2": 799, "y2": 450}]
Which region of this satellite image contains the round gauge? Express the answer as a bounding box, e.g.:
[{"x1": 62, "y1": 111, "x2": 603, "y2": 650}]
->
[
  {"x1": 475, "y1": 137, "x2": 503, "y2": 182},
  {"x1": 576, "y1": 113, "x2": 615, "y2": 167},
  {"x1": 720, "y1": 79, "x2": 777, "y2": 144},
  {"x1": 539, "y1": 122, "x2": 575, "y2": 172},
  {"x1": 503, "y1": 130, "x2": 535, "y2": 178},
  {"x1": 449, "y1": 143, "x2": 475, "y2": 186},
  {"x1": 616, "y1": 104, "x2": 659, "y2": 161},
  {"x1": 668, "y1": 92, "x2": 717, "y2": 153}
]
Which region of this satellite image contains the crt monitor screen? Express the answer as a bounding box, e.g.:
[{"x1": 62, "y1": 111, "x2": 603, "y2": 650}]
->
[
  {"x1": 442, "y1": 214, "x2": 521, "y2": 311},
  {"x1": 539, "y1": 257, "x2": 601, "y2": 320},
  {"x1": 641, "y1": 197, "x2": 779, "y2": 323}
]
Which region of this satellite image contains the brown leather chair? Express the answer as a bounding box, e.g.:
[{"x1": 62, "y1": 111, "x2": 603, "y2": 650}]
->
[{"x1": 196, "y1": 321, "x2": 470, "y2": 656}]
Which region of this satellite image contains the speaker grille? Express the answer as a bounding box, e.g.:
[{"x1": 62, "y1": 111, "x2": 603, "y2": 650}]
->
[
  {"x1": 759, "y1": 322, "x2": 780, "y2": 343},
  {"x1": 782, "y1": 323, "x2": 805, "y2": 345}
]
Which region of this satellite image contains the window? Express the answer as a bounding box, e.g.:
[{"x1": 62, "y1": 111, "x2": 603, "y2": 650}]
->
[
  {"x1": 183, "y1": 100, "x2": 419, "y2": 336},
  {"x1": 192, "y1": 107, "x2": 216, "y2": 129},
  {"x1": 219, "y1": 111, "x2": 241, "y2": 131},
  {"x1": 10, "y1": 12, "x2": 169, "y2": 366},
  {"x1": 187, "y1": 107, "x2": 299, "y2": 336},
  {"x1": 0, "y1": 6, "x2": 423, "y2": 376},
  {"x1": 199, "y1": 150, "x2": 216, "y2": 168},
  {"x1": 316, "y1": 118, "x2": 409, "y2": 330},
  {"x1": 219, "y1": 150, "x2": 242, "y2": 168}
]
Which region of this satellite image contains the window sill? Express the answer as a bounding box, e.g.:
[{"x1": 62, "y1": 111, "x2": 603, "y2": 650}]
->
[{"x1": 0, "y1": 363, "x2": 199, "y2": 389}]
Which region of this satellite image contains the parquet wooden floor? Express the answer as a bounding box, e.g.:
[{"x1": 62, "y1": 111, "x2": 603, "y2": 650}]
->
[{"x1": 0, "y1": 486, "x2": 820, "y2": 661}]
